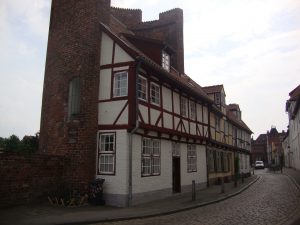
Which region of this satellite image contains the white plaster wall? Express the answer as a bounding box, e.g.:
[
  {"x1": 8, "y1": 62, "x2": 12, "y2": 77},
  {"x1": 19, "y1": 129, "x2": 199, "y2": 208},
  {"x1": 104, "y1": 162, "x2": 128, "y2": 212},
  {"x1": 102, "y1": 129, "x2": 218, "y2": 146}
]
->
[
  {"x1": 114, "y1": 44, "x2": 134, "y2": 64},
  {"x1": 174, "y1": 117, "x2": 180, "y2": 131},
  {"x1": 97, "y1": 130, "x2": 129, "y2": 195},
  {"x1": 196, "y1": 104, "x2": 203, "y2": 123},
  {"x1": 100, "y1": 32, "x2": 113, "y2": 66},
  {"x1": 132, "y1": 136, "x2": 172, "y2": 194},
  {"x1": 190, "y1": 122, "x2": 196, "y2": 135},
  {"x1": 173, "y1": 92, "x2": 180, "y2": 114},
  {"x1": 99, "y1": 69, "x2": 111, "y2": 100},
  {"x1": 139, "y1": 104, "x2": 148, "y2": 124},
  {"x1": 203, "y1": 106, "x2": 208, "y2": 124},
  {"x1": 162, "y1": 86, "x2": 172, "y2": 112},
  {"x1": 182, "y1": 119, "x2": 189, "y2": 133},
  {"x1": 163, "y1": 112, "x2": 173, "y2": 129},
  {"x1": 150, "y1": 108, "x2": 161, "y2": 126},
  {"x1": 98, "y1": 100, "x2": 128, "y2": 125}
]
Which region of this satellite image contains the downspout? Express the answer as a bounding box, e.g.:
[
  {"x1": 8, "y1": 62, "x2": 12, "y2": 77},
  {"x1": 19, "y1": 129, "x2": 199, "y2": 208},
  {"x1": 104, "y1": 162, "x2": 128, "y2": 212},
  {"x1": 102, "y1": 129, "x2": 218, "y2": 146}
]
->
[{"x1": 128, "y1": 58, "x2": 142, "y2": 207}]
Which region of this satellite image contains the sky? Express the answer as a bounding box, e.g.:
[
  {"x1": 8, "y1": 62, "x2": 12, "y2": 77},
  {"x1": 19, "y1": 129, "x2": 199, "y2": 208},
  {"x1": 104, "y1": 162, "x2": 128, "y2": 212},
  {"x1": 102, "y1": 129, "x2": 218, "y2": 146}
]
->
[{"x1": 0, "y1": 0, "x2": 300, "y2": 139}]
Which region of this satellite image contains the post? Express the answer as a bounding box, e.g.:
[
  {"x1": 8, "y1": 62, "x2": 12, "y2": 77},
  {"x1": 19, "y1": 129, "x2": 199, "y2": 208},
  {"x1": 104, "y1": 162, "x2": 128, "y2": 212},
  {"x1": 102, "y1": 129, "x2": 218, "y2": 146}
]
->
[
  {"x1": 192, "y1": 180, "x2": 196, "y2": 201},
  {"x1": 221, "y1": 177, "x2": 225, "y2": 193},
  {"x1": 241, "y1": 173, "x2": 244, "y2": 183}
]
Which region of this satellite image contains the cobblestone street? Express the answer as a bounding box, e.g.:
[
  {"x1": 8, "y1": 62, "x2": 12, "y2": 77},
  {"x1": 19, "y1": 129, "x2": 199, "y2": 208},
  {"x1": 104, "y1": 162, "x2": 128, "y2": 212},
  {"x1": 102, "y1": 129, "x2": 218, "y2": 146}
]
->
[{"x1": 95, "y1": 170, "x2": 300, "y2": 225}]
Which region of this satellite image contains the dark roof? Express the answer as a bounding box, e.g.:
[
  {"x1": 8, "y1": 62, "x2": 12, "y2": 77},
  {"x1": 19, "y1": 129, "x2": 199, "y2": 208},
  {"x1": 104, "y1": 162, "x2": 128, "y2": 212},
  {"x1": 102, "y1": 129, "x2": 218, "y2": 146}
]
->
[
  {"x1": 227, "y1": 104, "x2": 240, "y2": 111},
  {"x1": 203, "y1": 85, "x2": 224, "y2": 94},
  {"x1": 289, "y1": 84, "x2": 300, "y2": 101},
  {"x1": 225, "y1": 106, "x2": 252, "y2": 134},
  {"x1": 99, "y1": 22, "x2": 214, "y2": 104}
]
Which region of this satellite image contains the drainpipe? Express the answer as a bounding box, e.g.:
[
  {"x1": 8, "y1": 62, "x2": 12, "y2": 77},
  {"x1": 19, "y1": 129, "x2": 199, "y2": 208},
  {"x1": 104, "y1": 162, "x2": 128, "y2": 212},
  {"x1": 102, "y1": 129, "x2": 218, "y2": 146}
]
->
[{"x1": 128, "y1": 58, "x2": 142, "y2": 207}]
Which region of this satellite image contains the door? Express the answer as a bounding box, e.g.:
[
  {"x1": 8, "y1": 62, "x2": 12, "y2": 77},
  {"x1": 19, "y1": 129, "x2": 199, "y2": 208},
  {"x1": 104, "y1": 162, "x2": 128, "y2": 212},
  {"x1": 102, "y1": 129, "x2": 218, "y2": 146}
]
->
[{"x1": 172, "y1": 157, "x2": 181, "y2": 193}]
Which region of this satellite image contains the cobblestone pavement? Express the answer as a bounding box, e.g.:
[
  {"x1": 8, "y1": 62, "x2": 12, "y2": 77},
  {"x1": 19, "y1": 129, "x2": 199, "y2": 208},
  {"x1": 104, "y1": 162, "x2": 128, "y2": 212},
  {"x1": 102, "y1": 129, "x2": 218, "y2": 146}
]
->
[{"x1": 94, "y1": 171, "x2": 300, "y2": 225}]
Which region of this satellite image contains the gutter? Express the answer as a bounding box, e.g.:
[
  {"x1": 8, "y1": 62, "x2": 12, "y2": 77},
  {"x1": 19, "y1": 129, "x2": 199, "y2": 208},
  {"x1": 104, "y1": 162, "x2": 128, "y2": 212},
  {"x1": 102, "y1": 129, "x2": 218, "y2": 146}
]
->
[{"x1": 128, "y1": 58, "x2": 142, "y2": 207}]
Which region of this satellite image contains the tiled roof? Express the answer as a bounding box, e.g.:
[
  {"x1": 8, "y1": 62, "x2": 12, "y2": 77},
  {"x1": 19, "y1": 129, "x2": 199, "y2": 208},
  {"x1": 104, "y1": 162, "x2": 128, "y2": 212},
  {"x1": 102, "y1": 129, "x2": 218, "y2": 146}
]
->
[
  {"x1": 225, "y1": 106, "x2": 252, "y2": 134},
  {"x1": 203, "y1": 85, "x2": 224, "y2": 94},
  {"x1": 99, "y1": 22, "x2": 213, "y2": 103},
  {"x1": 289, "y1": 84, "x2": 300, "y2": 101}
]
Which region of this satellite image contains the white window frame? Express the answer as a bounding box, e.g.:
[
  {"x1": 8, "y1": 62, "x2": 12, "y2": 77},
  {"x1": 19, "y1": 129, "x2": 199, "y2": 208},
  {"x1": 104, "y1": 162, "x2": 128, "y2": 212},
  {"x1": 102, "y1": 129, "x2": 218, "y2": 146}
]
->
[
  {"x1": 150, "y1": 82, "x2": 160, "y2": 105},
  {"x1": 137, "y1": 75, "x2": 147, "y2": 101},
  {"x1": 187, "y1": 144, "x2": 197, "y2": 172},
  {"x1": 190, "y1": 101, "x2": 196, "y2": 120},
  {"x1": 162, "y1": 51, "x2": 170, "y2": 71},
  {"x1": 180, "y1": 96, "x2": 188, "y2": 117},
  {"x1": 113, "y1": 71, "x2": 128, "y2": 97},
  {"x1": 98, "y1": 133, "x2": 116, "y2": 175},
  {"x1": 142, "y1": 138, "x2": 161, "y2": 176}
]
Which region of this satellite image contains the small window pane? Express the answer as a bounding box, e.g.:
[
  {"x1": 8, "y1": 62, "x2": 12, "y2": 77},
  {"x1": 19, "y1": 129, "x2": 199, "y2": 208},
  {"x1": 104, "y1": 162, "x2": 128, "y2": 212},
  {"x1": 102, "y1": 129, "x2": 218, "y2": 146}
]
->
[
  {"x1": 138, "y1": 76, "x2": 147, "y2": 100},
  {"x1": 150, "y1": 83, "x2": 160, "y2": 105},
  {"x1": 113, "y1": 72, "x2": 128, "y2": 97}
]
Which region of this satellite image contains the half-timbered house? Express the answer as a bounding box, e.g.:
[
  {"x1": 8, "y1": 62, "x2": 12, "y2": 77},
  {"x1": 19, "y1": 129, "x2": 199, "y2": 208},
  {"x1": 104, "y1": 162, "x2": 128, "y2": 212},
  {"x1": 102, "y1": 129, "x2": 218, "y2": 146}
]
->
[{"x1": 39, "y1": 0, "x2": 252, "y2": 207}]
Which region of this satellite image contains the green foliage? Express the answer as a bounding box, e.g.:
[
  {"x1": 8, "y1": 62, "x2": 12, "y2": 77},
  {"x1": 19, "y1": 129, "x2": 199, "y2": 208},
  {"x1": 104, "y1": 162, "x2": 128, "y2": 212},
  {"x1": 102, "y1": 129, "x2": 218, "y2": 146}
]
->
[{"x1": 0, "y1": 133, "x2": 39, "y2": 154}]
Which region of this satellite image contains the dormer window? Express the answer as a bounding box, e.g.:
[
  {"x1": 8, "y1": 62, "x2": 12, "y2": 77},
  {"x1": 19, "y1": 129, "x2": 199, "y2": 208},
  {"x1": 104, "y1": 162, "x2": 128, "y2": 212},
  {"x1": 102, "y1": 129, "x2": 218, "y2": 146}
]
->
[{"x1": 162, "y1": 51, "x2": 170, "y2": 71}]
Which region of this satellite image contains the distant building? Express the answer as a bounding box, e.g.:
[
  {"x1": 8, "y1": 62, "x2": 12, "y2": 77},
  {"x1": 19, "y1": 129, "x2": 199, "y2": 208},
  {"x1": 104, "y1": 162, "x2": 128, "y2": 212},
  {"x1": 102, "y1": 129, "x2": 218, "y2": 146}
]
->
[
  {"x1": 251, "y1": 127, "x2": 285, "y2": 166},
  {"x1": 285, "y1": 85, "x2": 300, "y2": 169},
  {"x1": 251, "y1": 134, "x2": 267, "y2": 165}
]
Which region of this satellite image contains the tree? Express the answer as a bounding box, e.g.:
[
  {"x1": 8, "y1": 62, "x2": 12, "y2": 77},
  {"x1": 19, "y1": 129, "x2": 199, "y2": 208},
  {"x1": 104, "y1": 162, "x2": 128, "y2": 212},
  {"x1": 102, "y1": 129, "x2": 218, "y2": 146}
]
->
[{"x1": 5, "y1": 135, "x2": 21, "y2": 152}]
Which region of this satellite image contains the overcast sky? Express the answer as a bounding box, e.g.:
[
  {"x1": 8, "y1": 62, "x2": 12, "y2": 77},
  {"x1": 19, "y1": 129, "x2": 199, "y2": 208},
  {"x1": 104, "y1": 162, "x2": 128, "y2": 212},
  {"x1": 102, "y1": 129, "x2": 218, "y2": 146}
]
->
[{"x1": 0, "y1": 0, "x2": 299, "y2": 139}]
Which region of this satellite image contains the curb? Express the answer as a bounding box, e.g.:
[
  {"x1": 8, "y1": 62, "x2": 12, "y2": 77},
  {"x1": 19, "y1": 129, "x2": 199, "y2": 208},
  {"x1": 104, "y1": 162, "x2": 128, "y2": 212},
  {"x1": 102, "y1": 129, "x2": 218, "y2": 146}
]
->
[{"x1": 60, "y1": 175, "x2": 261, "y2": 225}]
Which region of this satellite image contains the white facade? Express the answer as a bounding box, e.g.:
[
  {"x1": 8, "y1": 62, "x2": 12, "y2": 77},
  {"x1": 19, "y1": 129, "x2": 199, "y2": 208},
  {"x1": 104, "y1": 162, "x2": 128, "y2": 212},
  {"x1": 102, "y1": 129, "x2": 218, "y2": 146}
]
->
[
  {"x1": 96, "y1": 29, "x2": 252, "y2": 207},
  {"x1": 288, "y1": 101, "x2": 300, "y2": 170}
]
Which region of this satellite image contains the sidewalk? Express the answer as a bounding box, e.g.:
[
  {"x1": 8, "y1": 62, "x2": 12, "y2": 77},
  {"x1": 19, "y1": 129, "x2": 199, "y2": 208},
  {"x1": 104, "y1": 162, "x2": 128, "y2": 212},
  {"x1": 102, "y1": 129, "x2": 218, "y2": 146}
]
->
[
  {"x1": 0, "y1": 175, "x2": 259, "y2": 225},
  {"x1": 282, "y1": 168, "x2": 300, "y2": 225}
]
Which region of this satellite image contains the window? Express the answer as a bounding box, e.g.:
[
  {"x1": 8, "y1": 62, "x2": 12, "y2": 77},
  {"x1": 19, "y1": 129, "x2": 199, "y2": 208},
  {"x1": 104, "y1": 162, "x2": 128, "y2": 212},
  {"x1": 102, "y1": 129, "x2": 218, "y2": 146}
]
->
[
  {"x1": 215, "y1": 93, "x2": 220, "y2": 105},
  {"x1": 223, "y1": 153, "x2": 228, "y2": 172},
  {"x1": 187, "y1": 144, "x2": 197, "y2": 172},
  {"x1": 98, "y1": 133, "x2": 115, "y2": 174},
  {"x1": 180, "y1": 96, "x2": 188, "y2": 117},
  {"x1": 142, "y1": 138, "x2": 160, "y2": 176},
  {"x1": 216, "y1": 151, "x2": 222, "y2": 172},
  {"x1": 138, "y1": 75, "x2": 147, "y2": 101},
  {"x1": 113, "y1": 71, "x2": 128, "y2": 97},
  {"x1": 190, "y1": 101, "x2": 196, "y2": 120},
  {"x1": 162, "y1": 51, "x2": 170, "y2": 71},
  {"x1": 216, "y1": 117, "x2": 220, "y2": 131},
  {"x1": 68, "y1": 77, "x2": 80, "y2": 119},
  {"x1": 150, "y1": 82, "x2": 160, "y2": 105},
  {"x1": 172, "y1": 142, "x2": 180, "y2": 157},
  {"x1": 208, "y1": 149, "x2": 215, "y2": 173}
]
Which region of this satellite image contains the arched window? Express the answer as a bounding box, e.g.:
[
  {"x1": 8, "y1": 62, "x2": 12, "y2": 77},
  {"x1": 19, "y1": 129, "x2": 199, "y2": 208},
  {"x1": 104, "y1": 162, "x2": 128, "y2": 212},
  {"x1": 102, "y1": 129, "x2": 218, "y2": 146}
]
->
[{"x1": 68, "y1": 77, "x2": 80, "y2": 119}]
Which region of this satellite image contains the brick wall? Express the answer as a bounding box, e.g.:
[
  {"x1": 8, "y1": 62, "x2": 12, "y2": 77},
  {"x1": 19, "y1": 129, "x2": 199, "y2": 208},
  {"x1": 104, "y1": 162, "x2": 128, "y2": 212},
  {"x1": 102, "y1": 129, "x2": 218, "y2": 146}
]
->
[
  {"x1": 0, "y1": 153, "x2": 65, "y2": 206},
  {"x1": 39, "y1": 0, "x2": 111, "y2": 193}
]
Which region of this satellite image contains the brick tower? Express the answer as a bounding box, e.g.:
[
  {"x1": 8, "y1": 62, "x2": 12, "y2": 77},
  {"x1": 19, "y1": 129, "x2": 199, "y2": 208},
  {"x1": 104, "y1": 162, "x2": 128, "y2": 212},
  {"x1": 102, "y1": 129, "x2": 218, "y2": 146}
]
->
[{"x1": 39, "y1": 0, "x2": 111, "y2": 191}]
